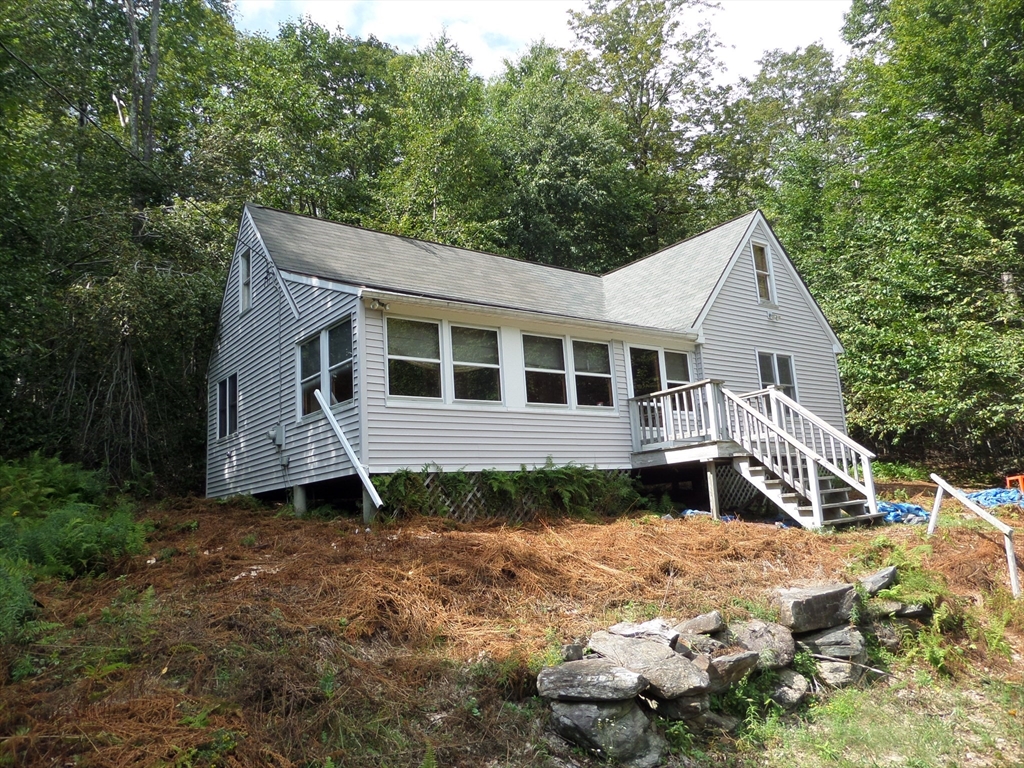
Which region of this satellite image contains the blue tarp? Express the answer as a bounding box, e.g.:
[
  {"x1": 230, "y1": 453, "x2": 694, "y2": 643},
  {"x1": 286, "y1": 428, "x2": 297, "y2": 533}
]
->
[
  {"x1": 966, "y1": 488, "x2": 1024, "y2": 509},
  {"x1": 878, "y1": 500, "x2": 930, "y2": 524}
]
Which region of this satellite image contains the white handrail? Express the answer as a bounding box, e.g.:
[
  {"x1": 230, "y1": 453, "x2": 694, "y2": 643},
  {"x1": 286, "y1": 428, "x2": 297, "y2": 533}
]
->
[
  {"x1": 314, "y1": 389, "x2": 383, "y2": 509},
  {"x1": 928, "y1": 473, "x2": 1019, "y2": 598}
]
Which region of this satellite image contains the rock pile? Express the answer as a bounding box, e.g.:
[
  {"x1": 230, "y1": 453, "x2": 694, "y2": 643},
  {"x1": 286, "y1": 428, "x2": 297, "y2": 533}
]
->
[{"x1": 538, "y1": 568, "x2": 920, "y2": 767}]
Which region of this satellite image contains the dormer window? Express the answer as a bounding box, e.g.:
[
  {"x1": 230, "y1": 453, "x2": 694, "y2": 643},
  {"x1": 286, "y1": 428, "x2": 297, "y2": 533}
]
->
[
  {"x1": 752, "y1": 243, "x2": 774, "y2": 304},
  {"x1": 239, "y1": 248, "x2": 252, "y2": 312}
]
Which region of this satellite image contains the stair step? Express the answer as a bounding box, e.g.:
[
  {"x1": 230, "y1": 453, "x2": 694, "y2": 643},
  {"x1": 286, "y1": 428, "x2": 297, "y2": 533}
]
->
[
  {"x1": 821, "y1": 511, "x2": 887, "y2": 527},
  {"x1": 798, "y1": 500, "x2": 869, "y2": 512}
]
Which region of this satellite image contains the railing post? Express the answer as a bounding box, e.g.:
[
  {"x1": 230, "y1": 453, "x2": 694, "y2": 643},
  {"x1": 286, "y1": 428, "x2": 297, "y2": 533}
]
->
[
  {"x1": 706, "y1": 380, "x2": 723, "y2": 441},
  {"x1": 927, "y1": 485, "x2": 943, "y2": 535},
  {"x1": 862, "y1": 457, "x2": 878, "y2": 516},
  {"x1": 629, "y1": 398, "x2": 642, "y2": 452},
  {"x1": 808, "y1": 460, "x2": 823, "y2": 528}
]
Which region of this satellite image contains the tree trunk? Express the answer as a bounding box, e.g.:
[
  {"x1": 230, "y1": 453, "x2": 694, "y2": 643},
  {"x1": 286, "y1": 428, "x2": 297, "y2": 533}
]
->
[
  {"x1": 141, "y1": 0, "x2": 161, "y2": 164},
  {"x1": 124, "y1": 0, "x2": 141, "y2": 154}
]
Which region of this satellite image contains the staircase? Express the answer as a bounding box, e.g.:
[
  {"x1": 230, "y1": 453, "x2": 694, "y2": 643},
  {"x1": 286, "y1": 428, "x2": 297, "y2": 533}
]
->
[
  {"x1": 722, "y1": 386, "x2": 882, "y2": 528},
  {"x1": 628, "y1": 380, "x2": 882, "y2": 529}
]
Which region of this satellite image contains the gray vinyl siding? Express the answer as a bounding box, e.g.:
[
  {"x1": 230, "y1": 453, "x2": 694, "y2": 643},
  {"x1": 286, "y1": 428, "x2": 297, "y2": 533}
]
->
[
  {"x1": 206, "y1": 215, "x2": 362, "y2": 497},
  {"x1": 362, "y1": 309, "x2": 635, "y2": 472},
  {"x1": 698, "y1": 222, "x2": 847, "y2": 431}
]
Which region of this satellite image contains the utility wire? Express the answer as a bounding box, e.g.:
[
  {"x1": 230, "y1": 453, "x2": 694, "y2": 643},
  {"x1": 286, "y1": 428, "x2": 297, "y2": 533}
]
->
[{"x1": 0, "y1": 38, "x2": 236, "y2": 240}]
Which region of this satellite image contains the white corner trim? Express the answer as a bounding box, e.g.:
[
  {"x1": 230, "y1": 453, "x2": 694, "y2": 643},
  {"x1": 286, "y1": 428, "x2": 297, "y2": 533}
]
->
[
  {"x1": 244, "y1": 207, "x2": 299, "y2": 320},
  {"x1": 280, "y1": 270, "x2": 362, "y2": 295}
]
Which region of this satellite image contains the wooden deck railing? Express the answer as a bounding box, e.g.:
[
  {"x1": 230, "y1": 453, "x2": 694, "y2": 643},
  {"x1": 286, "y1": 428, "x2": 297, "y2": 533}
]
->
[{"x1": 628, "y1": 379, "x2": 725, "y2": 450}]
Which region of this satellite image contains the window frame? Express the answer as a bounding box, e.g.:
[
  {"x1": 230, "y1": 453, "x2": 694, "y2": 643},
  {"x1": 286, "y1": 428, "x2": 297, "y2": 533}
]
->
[
  {"x1": 217, "y1": 373, "x2": 238, "y2": 439},
  {"x1": 626, "y1": 345, "x2": 694, "y2": 398},
  {"x1": 522, "y1": 332, "x2": 569, "y2": 407},
  {"x1": 751, "y1": 241, "x2": 776, "y2": 305},
  {"x1": 296, "y1": 316, "x2": 356, "y2": 419},
  {"x1": 756, "y1": 350, "x2": 798, "y2": 400},
  {"x1": 384, "y1": 316, "x2": 443, "y2": 401},
  {"x1": 239, "y1": 248, "x2": 252, "y2": 313},
  {"x1": 449, "y1": 322, "x2": 502, "y2": 403},
  {"x1": 571, "y1": 339, "x2": 615, "y2": 409}
]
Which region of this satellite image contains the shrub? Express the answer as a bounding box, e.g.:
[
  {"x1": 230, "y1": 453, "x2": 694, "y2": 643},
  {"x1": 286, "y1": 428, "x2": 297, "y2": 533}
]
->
[
  {"x1": 0, "y1": 556, "x2": 36, "y2": 642},
  {"x1": 0, "y1": 452, "x2": 107, "y2": 519}
]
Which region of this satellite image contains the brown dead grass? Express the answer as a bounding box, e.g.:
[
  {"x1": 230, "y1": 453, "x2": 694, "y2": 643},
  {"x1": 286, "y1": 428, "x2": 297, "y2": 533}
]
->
[{"x1": 1, "y1": 490, "x2": 1021, "y2": 767}]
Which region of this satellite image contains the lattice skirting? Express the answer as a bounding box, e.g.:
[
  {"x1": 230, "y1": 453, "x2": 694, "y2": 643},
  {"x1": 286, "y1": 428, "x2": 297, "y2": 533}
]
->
[
  {"x1": 381, "y1": 469, "x2": 633, "y2": 525},
  {"x1": 716, "y1": 463, "x2": 761, "y2": 511}
]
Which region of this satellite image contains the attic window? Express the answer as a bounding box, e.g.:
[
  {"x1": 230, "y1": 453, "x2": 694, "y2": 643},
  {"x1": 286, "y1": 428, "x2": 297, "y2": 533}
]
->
[
  {"x1": 239, "y1": 248, "x2": 252, "y2": 312},
  {"x1": 752, "y1": 243, "x2": 774, "y2": 304}
]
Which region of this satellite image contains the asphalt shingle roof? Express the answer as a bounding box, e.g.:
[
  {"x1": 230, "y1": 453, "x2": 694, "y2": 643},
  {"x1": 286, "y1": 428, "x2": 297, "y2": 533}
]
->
[{"x1": 246, "y1": 204, "x2": 756, "y2": 333}]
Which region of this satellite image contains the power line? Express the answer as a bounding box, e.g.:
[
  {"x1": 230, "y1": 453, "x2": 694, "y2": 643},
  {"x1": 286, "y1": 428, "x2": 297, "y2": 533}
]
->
[{"x1": 0, "y1": 38, "x2": 236, "y2": 240}]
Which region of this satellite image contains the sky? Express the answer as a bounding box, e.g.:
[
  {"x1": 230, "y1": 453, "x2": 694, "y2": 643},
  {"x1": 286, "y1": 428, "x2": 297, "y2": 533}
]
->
[{"x1": 233, "y1": 0, "x2": 852, "y2": 84}]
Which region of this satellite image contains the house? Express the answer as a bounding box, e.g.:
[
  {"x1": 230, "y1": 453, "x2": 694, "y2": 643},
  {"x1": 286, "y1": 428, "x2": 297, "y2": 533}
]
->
[{"x1": 207, "y1": 204, "x2": 879, "y2": 528}]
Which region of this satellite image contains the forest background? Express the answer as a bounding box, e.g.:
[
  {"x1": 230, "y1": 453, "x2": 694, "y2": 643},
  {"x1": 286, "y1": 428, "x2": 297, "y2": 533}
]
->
[{"x1": 1, "y1": 0, "x2": 1022, "y2": 493}]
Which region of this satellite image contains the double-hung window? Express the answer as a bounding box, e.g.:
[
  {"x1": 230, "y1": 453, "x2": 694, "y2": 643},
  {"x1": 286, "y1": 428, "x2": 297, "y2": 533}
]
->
[
  {"x1": 758, "y1": 352, "x2": 796, "y2": 399},
  {"x1": 664, "y1": 351, "x2": 691, "y2": 389},
  {"x1": 628, "y1": 347, "x2": 692, "y2": 397},
  {"x1": 523, "y1": 334, "x2": 567, "y2": 405},
  {"x1": 217, "y1": 373, "x2": 238, "y2": 438},
  {"x1": 239, "y1": 249, "x2": 252, "y2": 312},
  {"x1": 752, "y1": 243, "x2": 774, "y2": 304},
  {"x1": 386, "y1": 318, "x2": 442, "y2": 399},
  {"x1": 452, "y1": 325, "x2": 501, "y2": 401},
  {"x1": 299, "y1": 318, "x2": 354, "y2": 416},
  {"x1": 572, "y1": 340, "x2": 613, "y2": 407}
]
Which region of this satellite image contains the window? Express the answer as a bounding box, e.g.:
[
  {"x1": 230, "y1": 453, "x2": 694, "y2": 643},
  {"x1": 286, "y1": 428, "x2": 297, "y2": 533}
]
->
[
  {"x1": 573, "y1": 340, "x2": 613, "y2": 407},
  {"x1": 217, "y1": 374, "x2": 238, "y2": 438},
  {"x1": 452, "y1": 325, "x2": 501, "y2": 401},
  {"x1": 299, "y1": 318, "x2": 355, "y2": 416},
  {"x1": 387, "y1": 318, "x2": 441, "y2": 399},
  {"x1": 758, "y1": 352, "x2": 796, "y2": 399},
  {"x1": 629, "y1": 347, "x2": 662, "y2": 397},
  {"x1": 664, "y1": 351, "x2": 691, "y2": 389},
  {"x1": 752, "y1": 243, "x2": 774, "y2": 303},
  {"x1": 239, "y1": 248, "x2": 251, "y2": 312},
  {"x1": 523, "y1": 334, "x2": 567, "y2": 405}
]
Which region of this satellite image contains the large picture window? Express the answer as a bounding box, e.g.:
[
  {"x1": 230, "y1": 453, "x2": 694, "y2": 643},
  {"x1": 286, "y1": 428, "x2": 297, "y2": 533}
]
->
[
  {"x1": 299, "y1": 318, "x2": 354, "y2": 416},
  {"x1": 452, "y1": 325, "x2": 501, "y2": 401},
  {"x1": 387, "y1": 318, "x2": 442, "y2": 399},
  {"x1": 217, "y1": 373, "x2": 238, "y2": 438},
  {"x1": 573, "y1": 340, "x2": 613, "y2": 407},
  {"x1": 758, "y1": 352, "x2": 796, "y2": 399},
  {"x1": 523, "y1": 334, "x2": 567, "y2": 405}
]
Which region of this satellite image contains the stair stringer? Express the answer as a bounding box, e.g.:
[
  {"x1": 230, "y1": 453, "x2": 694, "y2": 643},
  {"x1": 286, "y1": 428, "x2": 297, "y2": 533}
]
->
[{"x1": 732, "y1": 455, "x2": 817, "y2": 528}]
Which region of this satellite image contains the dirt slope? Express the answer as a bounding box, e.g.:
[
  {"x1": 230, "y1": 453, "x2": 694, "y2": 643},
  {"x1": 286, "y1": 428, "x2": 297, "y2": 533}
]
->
[{"x1": 1, "y1": 494, "x2": 1020, "y2": 767}]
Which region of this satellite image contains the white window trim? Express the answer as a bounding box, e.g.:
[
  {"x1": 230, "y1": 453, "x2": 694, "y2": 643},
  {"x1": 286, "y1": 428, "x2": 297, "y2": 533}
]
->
[
  {"x1": 626, "y1": 345, "x2": 694, "y2": 398},
  {"x1": 570, "y1": 338, "x2": 615, "y2": 409},
  {"x1": 448, "y1": 321, "x2": 503, "y2": 404},
  {"x1": 296, "y1": 316, "x2": 355, "y2": 421},
  {"x1": 755, "y1": 350, "x2": 798, "y2": 400},
  {"x1": 384, "y1": 316, "x2": 443, "y2": 402},
  {"x1": 751, "y1": 240, "x2": 777, "y2": 306},
  {"x1": 239, "y1": 248, "x2": 252, "y2": 313},
  {"x1": 217, "y1": 373, "x2": 238, "y2": 440},
  {"x1": 522, "y1": 332, "x2": 570, "y2": 408}
]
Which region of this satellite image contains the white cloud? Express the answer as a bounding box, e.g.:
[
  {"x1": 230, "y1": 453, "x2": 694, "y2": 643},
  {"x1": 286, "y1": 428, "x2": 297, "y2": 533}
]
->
[{"x1": 234, "y1": 0, "x2": 851, "y2": 82}]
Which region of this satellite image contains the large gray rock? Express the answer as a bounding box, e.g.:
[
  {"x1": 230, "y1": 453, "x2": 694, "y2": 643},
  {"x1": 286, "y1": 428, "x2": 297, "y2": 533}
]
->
[
  {"x1": 588, "y1": 630, "x2": 678, "y2": 667},
  {"x1": 676, "y1": 632, "x2": 726, "y2": 656},
  {"x1": 673, "y1": 611, "x2": 724, "y2": 635},
  {"x1": 768, "y1": 668, "x2": 809, "y2": 710},
  {"x1": 550, "y1": 699, "x2": 667, "y2": 768},
  {"x1": 608, "y1": 618, "x2": 680, "y2": 648},
  {"x1": 859, "y1": 566, "x2": 898, "y2": 595},
  {"x1": 632, "y1": 656, "x2": 710, "y2": 699},
  {"x1": 538, "y1": 659, "x2": 649, "y2": 701},
  {"x1": 797, "y1": 626, "x2": 867, "y2": 688},
  {"x1": 796, "y1": 625, "x2": 865, "y2": 660},
  {"x1": 644, "y1": 693, "x2": 709, "y2": 721},
  {"x1": 776, "y1": 584, "x2": 856, "y2": 632},
  {"x1": 694, "y1": 651, "x2": 759, "y2": 693},
  {"x1": 726, "y1": 620, "x2": 796, "y2": 670}
]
